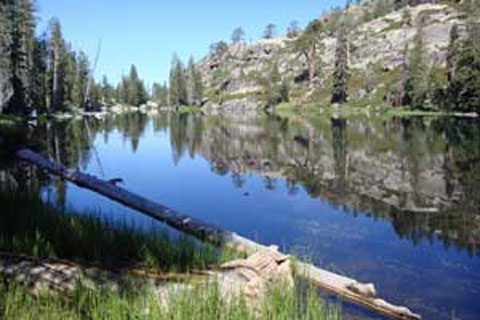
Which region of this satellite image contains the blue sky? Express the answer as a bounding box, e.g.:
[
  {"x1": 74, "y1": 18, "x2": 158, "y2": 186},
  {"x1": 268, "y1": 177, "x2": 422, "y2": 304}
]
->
[{"x1": 35, "y1": 0, "x2": 345, "y2": 88}]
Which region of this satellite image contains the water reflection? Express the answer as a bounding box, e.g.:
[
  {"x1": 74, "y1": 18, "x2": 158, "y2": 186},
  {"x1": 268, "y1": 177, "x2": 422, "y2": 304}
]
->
[
  {"x1": 154, "y1": 113, "x2": 480, "y2": 255},
  {"x1": 3, "y1": 112, "x2": 478, "y2": 254}
]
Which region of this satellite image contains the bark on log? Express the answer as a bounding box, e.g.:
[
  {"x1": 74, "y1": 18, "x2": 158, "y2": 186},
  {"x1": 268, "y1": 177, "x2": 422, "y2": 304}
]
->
[{"x1": 15, "y1": 147, "x2": 421, "y2": 320}]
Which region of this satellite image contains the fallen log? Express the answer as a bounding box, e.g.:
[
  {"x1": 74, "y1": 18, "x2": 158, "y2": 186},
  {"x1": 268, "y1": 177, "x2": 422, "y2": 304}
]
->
[{"x1": 15, "y1": 147, "x2": 421, "y2": 320}]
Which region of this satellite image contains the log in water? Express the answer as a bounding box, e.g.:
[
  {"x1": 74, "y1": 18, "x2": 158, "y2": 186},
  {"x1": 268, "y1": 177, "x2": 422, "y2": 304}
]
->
[{"x1": 15, "y1": 147, "x2": 421, "y2": 320}]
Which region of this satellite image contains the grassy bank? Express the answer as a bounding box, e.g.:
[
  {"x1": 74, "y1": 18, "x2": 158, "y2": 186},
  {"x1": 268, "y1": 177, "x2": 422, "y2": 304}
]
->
[
  {"x1": 0, "y1": 192, "x2": 340, "y2": 319},
  {"x1": 178, "y1": 105, "x2": 203, "y2": 113},
  {"x1": 275, "y1": 102, "x2": 479, "y2": 120},
  {"x1": 0, "y1": 276, "x2": 340, "y2": 320},
  {"x1": 0, "y1": 192, "x2": 228, "y2": 272}
]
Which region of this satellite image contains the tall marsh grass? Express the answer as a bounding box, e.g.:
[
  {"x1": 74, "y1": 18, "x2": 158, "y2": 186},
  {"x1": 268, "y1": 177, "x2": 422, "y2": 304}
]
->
[
  {"x1": 0, "y1": 192, "x2": 227, "y2": 272},
  {"x1": 0, "y1": 277, "x2": 340, "y2": 320},
  {"x1": 0, "y1": 191, "x2": 340, "y2": 319}
]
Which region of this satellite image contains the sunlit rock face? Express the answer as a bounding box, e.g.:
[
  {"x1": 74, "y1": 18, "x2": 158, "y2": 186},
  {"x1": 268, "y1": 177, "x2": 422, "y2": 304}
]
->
[{"x1": 197, "y1": 4, "x2": 472, "y2": 111}]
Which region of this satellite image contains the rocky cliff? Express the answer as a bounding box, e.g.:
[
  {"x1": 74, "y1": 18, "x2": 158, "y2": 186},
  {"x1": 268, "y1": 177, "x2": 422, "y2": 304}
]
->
[{"x1": 197, "y1": 3, "x2": 473, "y2": 112}]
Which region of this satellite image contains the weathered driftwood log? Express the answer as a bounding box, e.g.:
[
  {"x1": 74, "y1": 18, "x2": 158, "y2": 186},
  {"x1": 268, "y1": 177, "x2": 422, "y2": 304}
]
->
[{"x1": 15, "y1": 148, "x2": 421, "y2": 320}]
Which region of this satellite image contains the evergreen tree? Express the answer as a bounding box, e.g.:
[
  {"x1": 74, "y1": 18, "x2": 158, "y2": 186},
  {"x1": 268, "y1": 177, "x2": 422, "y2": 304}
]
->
[
  {"x1": 74, "y1": 50, "x2": 89, "y2": 108},
  {"x1": 287, "y1": 20, "x2": 301, "y2": 38},
  {"x1": 405, "y1": 15, "x2": 428, "y2": 109},
  {"x1": 394, "y1": 0, "x2": 409, "y2": 11},
  {"x1": 125, "y1": 64, "x2": 147, "y2": 106},
  {"x1": 279, "y1": 78, "x2": 290, "y2": 103},
  {"x1": 0, "y1": 0, "x2": 13, "y2": 112},
  {"x1": 90, "y1": 79, "x2": 103, "y2": 104},
  {"x1": 152, "y1": 82, "x2": 169, "y2": 106},
  {"x1": 31, "y1": 33, "x2": 48, "y2": 111},
  {"x1": 101, "y1": 75, "x2": 114, "y2": 104},
  {"x1": 186, "y1": 57, "x2": 203, "y2": 106},
  {"x1": 331, "y1": 23, "x2": 349, "y2": 104},
  {"x1": 446, "y1": 24, "x2": 459, "y2": 85},
  {"x1": 7, "y1": 0, "x2": 36, "y2": 113},
  {"x1": 292, "y1": 19, "x2": 325, "y2": 82},
  {"x1": 231, "y1": 27, "x2": 245, "y2": 43},
  {"x1": 118, "y1": 76, "x2": 129, "y2": 104},
  {"x1": 63, "y1": 47, "x2": 77, "y2": 107},
  {"x1": 48, "y1": 18, "x2": 67, "y2": 111},
  {"x1": 263, "y1": 23, "x2": 277, "y2": 39},
  {"x1": 169, "y1": 54, "x2": 187, "y2": 106},
  {"x1": 210, "y1": 41, "x2": 228, "y2": 56},
  {"x1": 449, "y1": 19, "x2": 480, "y2": 112}
]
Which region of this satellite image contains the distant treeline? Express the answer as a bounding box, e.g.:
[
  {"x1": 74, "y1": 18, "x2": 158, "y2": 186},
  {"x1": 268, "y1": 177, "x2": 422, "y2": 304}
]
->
[
  {"x1": 0, "y1": 0, "x2": 182, "y2": 115},
  {"x1": 1, "y1": 1, "x2": 97, "y2": 114}
]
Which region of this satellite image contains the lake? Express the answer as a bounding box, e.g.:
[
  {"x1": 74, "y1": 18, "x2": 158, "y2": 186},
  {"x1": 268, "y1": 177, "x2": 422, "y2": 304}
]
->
[{"x1": 2, "y1": 111, "x2": 479, "y2": 319}]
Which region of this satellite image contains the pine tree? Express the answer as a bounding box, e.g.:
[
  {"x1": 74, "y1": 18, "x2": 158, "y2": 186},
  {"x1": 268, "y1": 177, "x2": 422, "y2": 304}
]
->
[
  {"x1": 331, "y1": 23, "x2": 349, "y2": 104},
  {"x1": 63, "y1": 47, "x2": 77, "y2": 107},
  {"x1": 152, "y1": 82, "x2": 168, "y2": 106},
  {"x1": 74, "y1": 50, "x2": 89, "y2": 108},
  {"x1": 101, "y1": 75, "x2": 114, "y2": 104},
  {"x1": 48, "y1": 18, "x2": 67, "y2": 111},
  {"x1": 126, "y1": 64, "x2": 147, "y2": 106},
  {"x1": 231, "y1": 27, "x2": 245, "y2": 43},
  {"x1": 450, "y1": 19, "x2": 480, "y2": 112},
  {"x1": 169, "y1": 54, "x2": 187, "y2": 106},
  {"x1": 292, "y1": 19, "x2": 325, "y2": 83},
  {"x1": 446, "y1": 24, "x2": 459, "y2": 85},
  {"x1": 31, "y1": 33, "x2": 48, "y2": 111},
  {"x1": 405, "y1": 15, "x2": 428, "y2": 109},
  {"x1": 186, "y1": 57, "x2": 203, "y2": 106},
  {"x1": 263, "y1": 23, "x2": 277, "y2": 39},
  {"x1": 279, "y1": 78, "x2": 290, "y2": 103},
  {"x1": 7, "y1": 0, "x2": 36, "y2": 113},
  {"x1": 0, "y1": 0, "x2": 13, "y2": 112},
  {"x1": 287, "y1": 20, "x2": 301, "y2": 38}
]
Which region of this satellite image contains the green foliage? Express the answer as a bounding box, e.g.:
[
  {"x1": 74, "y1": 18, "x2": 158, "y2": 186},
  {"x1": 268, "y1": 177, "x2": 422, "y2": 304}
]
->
[
  {"x1": 263, "y1": 23, "x2": 277, "y2": 39},
  {"x1": 48, "y1": 18, "x2": 69, "y2": 111},
  {"x1": 331, "y1": 24, "x2": 349, "y2": 104},
  {"x1": 74, "y1": 50, "x2": 89, "y2": 108},
  {"x1": 231, "y1": 27, "x2": 245, "y2": 43},
  {"x1": 0, "y1": 192, "x2": 221, "y2": 272},
  {"x1": 101, "y1": 75, "x2": 115, "y2": 104},
  {"x1": 210, "y1": 41, "x2": 228, "y2": 55},
  {"x1": 186, "y1": 57, "x2": 204, "y2": 106},
  {"x1": 262, "y1": 63, "x2": 290, "y2": 107},
  {"x1": 292, "y1": 19, "x2": 325, "y2": 82},
  {"x1": 287, "y1": 20, "x2": 301, "y2": 38},
  {"x1": 169, "y1": 54, "x2": 188, "y2": 107},
  {"x1": 279, "y1": 78, "x2": 290, "y2": 103},
  {"x1": 115, "y1": 65, "x2": 148, "y2": 106},
  {"x1": 448, "y1": 20, "x2": 480, "y2": 112},
  {"x1": 293, "y1": 19, "x2": 324, "y2": 53},
  {"x1": 3, "y1": 0, "x2": 36, "y2": 114},
  {"x1": 152, "y1": 82, "x2": 169, "y2": 106},
  {"x1": 372, "y1": 0, "x2": 395, "y2": 19},
  {"x1": 0, "y1": 1, "x2": 121, "y2": 115},
  {"x1": 0, "y1": 277, "x2": 340, "y2": 320},
  {"x1": 405, "y1": 16, "x2": 428, "y2": 109}
]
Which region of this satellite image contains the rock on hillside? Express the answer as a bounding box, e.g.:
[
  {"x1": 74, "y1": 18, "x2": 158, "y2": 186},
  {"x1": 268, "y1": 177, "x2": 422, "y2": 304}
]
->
[{"x1": 198, "y1": 4, "x2": 471, "y2": 112}]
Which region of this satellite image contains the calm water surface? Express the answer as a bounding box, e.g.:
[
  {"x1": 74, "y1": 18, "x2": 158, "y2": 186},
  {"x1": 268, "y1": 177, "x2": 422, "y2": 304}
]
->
[{"x1": 4, "y1": 112, "x2": 480, "y2": 319}]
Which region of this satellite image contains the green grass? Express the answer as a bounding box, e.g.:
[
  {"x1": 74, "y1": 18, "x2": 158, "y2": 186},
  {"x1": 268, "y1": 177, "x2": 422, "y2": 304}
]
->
[
  {"x1": 0, "y1": 276, "x2": 340, "y2": 320},
  {"x1": 0, "y1": 114, "x2": 23, "y2": 127},
  {"x1": 382, "y1": 20, "x2": 404, "y2": 33},
  {"x1": 0, "y1": 191, "x2": 340, "y2": 319},
  {"x1": 177, "y1": 105, "x2": 203, "y2": 113},
  {"x1": 0, "y1": 192, "x2": 234, "y2": 272}
]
